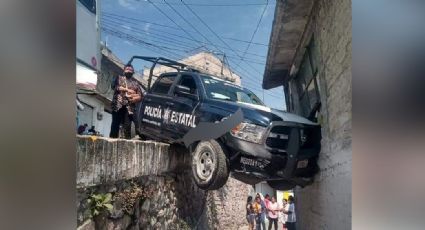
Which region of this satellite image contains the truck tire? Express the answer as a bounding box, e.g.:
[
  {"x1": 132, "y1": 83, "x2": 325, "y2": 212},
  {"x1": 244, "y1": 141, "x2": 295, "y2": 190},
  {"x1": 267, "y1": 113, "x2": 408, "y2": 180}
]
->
[
  {"x1": 267, "y1": 180, "x2": 296, "y2": 191},
  {"x1": 191, "y1": 140, "x2": 229, "y2": 190}
]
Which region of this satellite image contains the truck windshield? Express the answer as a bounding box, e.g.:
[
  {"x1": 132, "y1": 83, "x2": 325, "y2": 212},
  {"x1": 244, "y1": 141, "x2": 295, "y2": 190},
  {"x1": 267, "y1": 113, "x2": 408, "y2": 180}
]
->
[{"x1": 202, "y1": 76, "x2": 264, "y2": 105}]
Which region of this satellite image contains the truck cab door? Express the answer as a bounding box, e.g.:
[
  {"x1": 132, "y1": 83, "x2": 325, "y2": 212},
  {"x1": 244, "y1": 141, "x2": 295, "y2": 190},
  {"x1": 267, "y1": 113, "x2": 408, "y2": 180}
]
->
[
  {"x1": 139, "y1": 74, "x2": 177, "y2": 141},
  {"x1": 163, "y1": 74, "x2": 201, "y2": 141}
]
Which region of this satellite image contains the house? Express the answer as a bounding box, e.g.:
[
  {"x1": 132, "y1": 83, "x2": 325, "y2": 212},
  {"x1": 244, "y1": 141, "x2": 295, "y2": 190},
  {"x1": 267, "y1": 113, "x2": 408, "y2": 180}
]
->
[
  {"x1": 142, "y1": 51, "x2": 241, "y2": 87},
  {"x1": 262, "y1": 0, "x2": 352, "y2": 229}
]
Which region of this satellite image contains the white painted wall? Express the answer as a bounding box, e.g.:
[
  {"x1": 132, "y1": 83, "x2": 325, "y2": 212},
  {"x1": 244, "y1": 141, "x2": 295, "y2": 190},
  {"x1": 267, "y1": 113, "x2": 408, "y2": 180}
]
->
[
  {"x1": 99, "y1": 111, "x2": 112, "y2": 137},
  {"x1": 77, "y1": 102, "x2": 94, "y2": 127},
  {"x1": 76, "y1": 0, "x2": 100, "y2": 71},
  {"x1": 77, "y1": 94, "x2": 111, "y2": 137},
  {"x1": 254, "y1": 181, "x2": 275, "y2": 197}
]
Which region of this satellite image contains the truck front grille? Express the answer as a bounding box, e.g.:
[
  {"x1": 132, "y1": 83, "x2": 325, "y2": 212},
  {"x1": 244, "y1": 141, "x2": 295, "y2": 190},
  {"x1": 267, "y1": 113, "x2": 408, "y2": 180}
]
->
[
  {"x1": 265, "y1": 126, "x2": 291, "y2": 151},
  {"x1": 265, "y1": 125, "x2": 321, "y2": 153}
]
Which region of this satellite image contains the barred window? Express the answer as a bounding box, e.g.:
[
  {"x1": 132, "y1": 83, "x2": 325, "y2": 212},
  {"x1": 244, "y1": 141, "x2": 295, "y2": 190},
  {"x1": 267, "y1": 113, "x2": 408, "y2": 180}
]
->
[{"x1": 295, "y1": 37, "x2": 321, "y2": 121}]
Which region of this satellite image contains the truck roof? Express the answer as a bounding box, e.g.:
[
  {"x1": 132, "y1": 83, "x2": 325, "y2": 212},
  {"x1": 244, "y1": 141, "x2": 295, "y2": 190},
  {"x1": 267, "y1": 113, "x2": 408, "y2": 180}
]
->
[{"x1": 159, "y1": 71, "x2": 241, "y2": 88}]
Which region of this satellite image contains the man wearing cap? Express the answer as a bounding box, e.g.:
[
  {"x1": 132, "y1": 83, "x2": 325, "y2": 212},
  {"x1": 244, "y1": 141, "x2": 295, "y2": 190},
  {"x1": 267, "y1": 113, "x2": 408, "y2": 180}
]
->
[{"x1": 109, "y1": 64, "x2": 142, "y2": 139}]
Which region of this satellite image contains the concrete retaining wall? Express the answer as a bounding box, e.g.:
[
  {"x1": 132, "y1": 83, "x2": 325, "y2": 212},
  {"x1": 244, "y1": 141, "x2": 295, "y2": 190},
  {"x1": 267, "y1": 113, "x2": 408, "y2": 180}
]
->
[
  {"x1": 76, "y1": 135, "x2": 189, "y2": 188},
  {"x1": 76, "y1": 136, "x2": 252, "y2": 229}
]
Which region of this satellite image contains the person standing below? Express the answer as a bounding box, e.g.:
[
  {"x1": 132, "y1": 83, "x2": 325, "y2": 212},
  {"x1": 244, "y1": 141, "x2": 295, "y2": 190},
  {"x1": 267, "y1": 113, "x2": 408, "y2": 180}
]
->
[
  {"x1": 254, "y1": 194, "x2": 267, "y2": 230},
  {"x1": 264, "y1": 194, "x2": 270, "y2": 214},
  {"x1": 87, "y1": 125, "x2": 96, "y2": 135},
  {"x1": 254, "y1": 196, "x2": 262, "y2": 230},
  {"x1": 109, "y1": 64, "x2": 142, "y2": 139},
  {"x1": 279, "y1": 199, "x2": 288, "y2": 230},
  {"x1": 281, "y1": 196, "x2": 296, "y2": 230},
  {"x1": 246, "y1": 196, "x2": 256, "y2": 230},
  {"x1": 77, "y1": 123, "x2": 88, "y2": 135},
  {"x1": 267, "y1": 197, "x2": 279, "y2": 230}
]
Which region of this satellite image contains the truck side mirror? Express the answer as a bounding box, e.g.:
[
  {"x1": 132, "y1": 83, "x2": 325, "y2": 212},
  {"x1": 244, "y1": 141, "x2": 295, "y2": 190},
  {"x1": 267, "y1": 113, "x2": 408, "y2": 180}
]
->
[{"x1": 175, "y1": 85, "x2": 198, "y2": 100}]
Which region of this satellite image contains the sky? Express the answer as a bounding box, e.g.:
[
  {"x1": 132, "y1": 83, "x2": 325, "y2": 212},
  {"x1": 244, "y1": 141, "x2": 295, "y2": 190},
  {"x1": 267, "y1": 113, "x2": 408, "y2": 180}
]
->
[{"x1": 100, "y1": 0, "x2": 286, "y2": 110}]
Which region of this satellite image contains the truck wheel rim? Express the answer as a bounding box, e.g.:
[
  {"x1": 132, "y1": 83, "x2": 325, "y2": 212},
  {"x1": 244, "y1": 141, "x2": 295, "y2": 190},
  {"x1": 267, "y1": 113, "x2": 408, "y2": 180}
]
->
[{"x1": 196, "y1": 150, "x2": 214, "y2": 181}]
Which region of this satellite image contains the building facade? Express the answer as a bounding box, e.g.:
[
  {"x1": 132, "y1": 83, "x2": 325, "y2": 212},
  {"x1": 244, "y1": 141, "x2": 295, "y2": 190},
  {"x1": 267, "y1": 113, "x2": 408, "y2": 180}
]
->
[
  {"x1": 263, "y1": 0, "x2": 352, "y2": 229},
  {"x1": 142, "y1": 51, "x2": 241, "y2": 87}
]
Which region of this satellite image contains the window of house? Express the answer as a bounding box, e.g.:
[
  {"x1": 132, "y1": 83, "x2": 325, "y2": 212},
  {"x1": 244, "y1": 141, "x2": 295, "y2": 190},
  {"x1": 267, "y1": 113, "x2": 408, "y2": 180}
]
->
[
  {"x1": 294, "y1": 37, "x2": 321, "y2": 121},
  {"x1": 151, "y1": 75, "x2": 176, "y2": 95}
]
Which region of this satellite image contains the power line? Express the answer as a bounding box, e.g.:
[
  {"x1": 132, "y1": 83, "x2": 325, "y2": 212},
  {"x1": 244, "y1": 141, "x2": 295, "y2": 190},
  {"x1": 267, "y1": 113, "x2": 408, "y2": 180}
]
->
[
  {"x1": 102, "y1": 27, "x2": 189, "y2": 56},
  {"x1": 221, "y1": 37, "x2": 269, "y2": 47},
  {"x1": 238, "y1": 76, "x2": 284, "y2": 98},
  {"x1": 102, "y1": 12, "x2": 181, "y2": 31},
  {"x1": 102, "y1": 19, "x2": 268, "y2": 65},
  {"x1": 159, "y1": 0, "x2": 226, "y2": 54},
  {"x1": 182, "y1": 1, "x2": 266, "y2": 77},
  {"x1": 146, "y1": 0, "x2": 268, "y2": 81},
  {"x1": 179, "y1": 0, "x2": 266, "y2": 80},
  {"x1": 102, "y1": 20, "x2": 199, "y2": 50},
  {"x1": 235, "y1": 0, "x2": 268, "y2": 67},
  {"x1": 103, "y1": 4, "x2": 271, "y2": 95},
  {"x1": 145, "y1": 0, "x2": 205, "y2": 47},
  {"x1": 103, "y1": 28, "x2": 284, "y2": 99},
  {"x1": 143, "y1": 1, "x2": 272, "y2": 7},
  {"x1": 244, "y1": 86, "x2": 285, "y2": 100},
  {"x1": 102, "y1": 13, "x2": 268, "y2": 58},
  {"x1": 102, "y1": 27, "x2": 185, "y2": 60}
]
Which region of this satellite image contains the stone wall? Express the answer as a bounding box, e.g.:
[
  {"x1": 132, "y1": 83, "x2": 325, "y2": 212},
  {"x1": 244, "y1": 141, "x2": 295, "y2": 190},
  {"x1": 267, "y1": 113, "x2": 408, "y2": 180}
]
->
[
  {"x1": 76, "y1": 136, "x2": 252, "y2": 229},
  {"x1": 203, "y1": 178, "x2": 255, "y2": 229},
  {"x1": 289, "y1": 0, "x2": 352, "y2": 229},
  {"x1": 77, "y1": 172, "x2": 206, "y2": 230}
]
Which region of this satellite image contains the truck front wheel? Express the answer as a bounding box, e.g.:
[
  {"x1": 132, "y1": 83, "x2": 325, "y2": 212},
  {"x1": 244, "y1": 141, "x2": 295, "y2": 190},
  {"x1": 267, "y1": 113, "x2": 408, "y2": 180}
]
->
[{"x1": 191, "y1": 140, "x2": 229, "y2": 190}]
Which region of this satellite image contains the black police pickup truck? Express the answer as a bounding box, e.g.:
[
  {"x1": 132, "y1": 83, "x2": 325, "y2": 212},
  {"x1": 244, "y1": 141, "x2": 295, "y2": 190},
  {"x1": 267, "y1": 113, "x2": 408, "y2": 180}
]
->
[{"x1": 133, "y1": 57, "x2": 321, "y2": 191}]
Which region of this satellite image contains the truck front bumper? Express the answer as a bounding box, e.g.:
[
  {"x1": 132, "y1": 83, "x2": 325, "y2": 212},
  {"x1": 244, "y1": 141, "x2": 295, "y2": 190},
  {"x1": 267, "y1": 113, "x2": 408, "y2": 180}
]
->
[{"x1": 223, "y1": 126, "x2": 320, "y2": 180}]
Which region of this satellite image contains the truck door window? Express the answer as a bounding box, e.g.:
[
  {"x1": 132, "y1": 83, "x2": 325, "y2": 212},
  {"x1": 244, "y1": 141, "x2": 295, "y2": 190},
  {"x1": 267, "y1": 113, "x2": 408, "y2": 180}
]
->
[
  {"x1": 178, "y1": 75, "x2": 197, "y2": 95},
  {"x1": 151, "y1": 75, "x2": 176, "y2": 95}
]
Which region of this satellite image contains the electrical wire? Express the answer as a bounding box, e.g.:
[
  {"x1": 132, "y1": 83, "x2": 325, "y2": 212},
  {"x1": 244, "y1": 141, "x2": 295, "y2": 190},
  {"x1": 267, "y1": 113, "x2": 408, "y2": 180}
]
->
[
  {"x1": 103, "y1": 19, "x2": 268, "y2": 65},
  {"x1": 102, "y1": 21, "x2": 199, "y2": 51},
  {"x1": 145, "y1": 0, "x2": 205, "y2": 48},
  {"x1": 102, "y1": 27, "x2": 185, "y2": 60},
  {"x1": 144, "y1": 2, "x2": 271, "y2": 7},
  {"x1": 179, "y1": 0, "x2": 266, "y2": 76},
  {"x1": 102, "y1": 4, "x2": 280, "y2": 99},
  {"x1": 221, "y1": 36, "x2": 269, "y2": 46},
  {"x1": 234, "y1": 0, "x2": 268, "y2": 68},
  {"x1": 104, "y1": 27, "x2": 284, "y2": 100},
  {"x1": 160, "y1": 0, "x2": 226, "y2": 55},
  {"x1": 102, "y1": 13, "x2": 268, "y2": 58}
]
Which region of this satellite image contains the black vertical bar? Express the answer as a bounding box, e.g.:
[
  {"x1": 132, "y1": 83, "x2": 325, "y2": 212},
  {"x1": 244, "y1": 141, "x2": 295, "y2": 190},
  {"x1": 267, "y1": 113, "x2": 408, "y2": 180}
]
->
[
  {"x1": 283, "y1": 128, "x2": 300, "y2": 178},
  {"x1": 148, "y1": 58, "x2": 159, "y2": 91}
]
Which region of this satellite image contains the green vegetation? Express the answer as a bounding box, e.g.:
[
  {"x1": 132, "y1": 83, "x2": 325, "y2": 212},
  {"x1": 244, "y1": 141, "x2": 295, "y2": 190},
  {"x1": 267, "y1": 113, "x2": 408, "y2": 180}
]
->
[{"x1": 86, "y1": 193, "x2": 113, "y2": 217}]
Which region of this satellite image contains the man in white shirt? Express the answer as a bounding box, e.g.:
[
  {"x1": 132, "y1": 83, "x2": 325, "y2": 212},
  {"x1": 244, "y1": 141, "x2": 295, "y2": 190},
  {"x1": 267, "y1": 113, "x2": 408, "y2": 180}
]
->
[
  {"x1": 281, "y1": 196, "x2": 296, "y2": 230},
  {"x1": 279, "y1": 198, "x2": 288, "y2": 229}
]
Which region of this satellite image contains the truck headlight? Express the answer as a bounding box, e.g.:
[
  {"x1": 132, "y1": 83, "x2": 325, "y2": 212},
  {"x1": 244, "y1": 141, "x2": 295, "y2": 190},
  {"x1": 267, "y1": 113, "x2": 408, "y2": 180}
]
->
[{"x1": 230, "y1": 122, "x2": 267, "y2": 144}]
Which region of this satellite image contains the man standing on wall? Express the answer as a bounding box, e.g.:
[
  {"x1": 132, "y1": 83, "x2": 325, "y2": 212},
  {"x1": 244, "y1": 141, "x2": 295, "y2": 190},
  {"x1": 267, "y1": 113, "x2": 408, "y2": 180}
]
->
[{"x1": 109, "y1": 64, "x2": 142, "y2": 139}]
